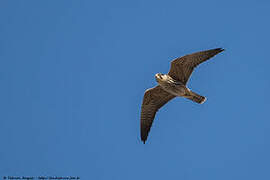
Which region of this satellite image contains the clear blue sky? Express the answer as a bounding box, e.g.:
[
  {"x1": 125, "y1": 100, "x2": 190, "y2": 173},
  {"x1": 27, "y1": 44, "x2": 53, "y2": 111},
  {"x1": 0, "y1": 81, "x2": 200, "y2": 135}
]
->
[{"x1": 1, "y1": 0, "x2": 270, "y2": 179}]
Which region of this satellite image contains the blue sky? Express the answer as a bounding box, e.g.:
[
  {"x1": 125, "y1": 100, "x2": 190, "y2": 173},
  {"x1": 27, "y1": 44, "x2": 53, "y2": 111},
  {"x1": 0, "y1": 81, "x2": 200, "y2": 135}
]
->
[{"x1": 1, "y1": 0, "x2": 270, "y2": 179}]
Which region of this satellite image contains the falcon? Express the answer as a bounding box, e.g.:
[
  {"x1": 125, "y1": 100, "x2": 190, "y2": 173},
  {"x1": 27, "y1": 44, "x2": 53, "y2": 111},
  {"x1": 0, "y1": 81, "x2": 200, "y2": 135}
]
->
[{"x1": 140, "y1": 48, "x2": 224, "y2": 144}]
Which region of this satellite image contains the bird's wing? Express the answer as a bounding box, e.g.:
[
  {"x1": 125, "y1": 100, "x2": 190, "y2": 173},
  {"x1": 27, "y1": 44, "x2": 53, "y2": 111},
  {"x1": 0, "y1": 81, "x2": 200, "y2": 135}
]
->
[
  {"x1": 140, "y1": 85, "x2": 175, "y2": 143},
  {"x1": 168, "y1": 48, "x2": 224, "y2": 84}
]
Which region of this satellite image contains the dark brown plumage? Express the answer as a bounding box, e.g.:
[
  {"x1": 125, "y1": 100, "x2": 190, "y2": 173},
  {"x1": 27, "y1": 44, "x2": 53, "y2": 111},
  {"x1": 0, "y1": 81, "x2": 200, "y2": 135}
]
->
[
  {"x1": 168, "y1": 48, "x2": 224, "y2": 84},
  {"x1": 140, "y1": 85, "x2": 175, "y2": 144},
  {"x1": 140, "y1": 48, "x2": 224, "y2": 143}
]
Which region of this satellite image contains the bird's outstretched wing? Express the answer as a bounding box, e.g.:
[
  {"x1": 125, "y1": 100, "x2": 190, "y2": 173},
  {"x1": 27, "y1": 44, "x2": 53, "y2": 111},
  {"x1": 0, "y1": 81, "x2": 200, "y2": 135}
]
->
[
  {"x1": 168, "y1": 48, "x2": 224, "y2": 84},
  {"x1": 140, "y1": 85, "x2": 175, "y2": 143}
]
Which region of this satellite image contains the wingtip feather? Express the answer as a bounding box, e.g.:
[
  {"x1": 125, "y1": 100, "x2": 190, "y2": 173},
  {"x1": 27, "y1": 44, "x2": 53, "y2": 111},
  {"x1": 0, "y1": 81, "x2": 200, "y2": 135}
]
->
[{"x1": 215, "y1": 48, "x2": 225, "y2": 52}]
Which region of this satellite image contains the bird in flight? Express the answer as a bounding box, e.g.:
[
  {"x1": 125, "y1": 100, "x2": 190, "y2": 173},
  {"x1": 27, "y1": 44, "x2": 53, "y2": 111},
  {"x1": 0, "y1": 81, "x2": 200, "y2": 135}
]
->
[{"x1": 140, "y1": 48, "x2": 224, "y2": 144}]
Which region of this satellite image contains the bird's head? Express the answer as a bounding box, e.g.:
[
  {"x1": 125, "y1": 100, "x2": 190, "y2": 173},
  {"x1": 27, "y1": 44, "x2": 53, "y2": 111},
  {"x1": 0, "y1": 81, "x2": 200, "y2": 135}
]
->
[{"x1": 155, "y1": 73, "x2": 166, "y2": 83}]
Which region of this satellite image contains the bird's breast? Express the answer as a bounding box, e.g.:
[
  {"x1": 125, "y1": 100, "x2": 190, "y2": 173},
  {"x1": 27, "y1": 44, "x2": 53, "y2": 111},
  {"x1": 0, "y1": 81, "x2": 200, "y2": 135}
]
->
[{"x1": 158, "y1": 81, "x2": 187, "y2": 97}]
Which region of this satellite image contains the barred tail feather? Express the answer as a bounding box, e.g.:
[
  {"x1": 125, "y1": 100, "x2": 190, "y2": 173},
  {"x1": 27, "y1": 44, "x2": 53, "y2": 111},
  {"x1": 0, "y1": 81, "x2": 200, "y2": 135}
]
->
[{"x1": 186, "y1": 91, "x2": 206, "y2": 104}]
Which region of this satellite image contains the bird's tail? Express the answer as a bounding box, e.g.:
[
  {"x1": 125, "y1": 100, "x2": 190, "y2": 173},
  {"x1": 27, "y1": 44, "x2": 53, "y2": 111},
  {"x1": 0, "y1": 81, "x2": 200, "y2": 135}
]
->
[{"x1": 186, "y1": 91, "x2": 206, "y2": 104}]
